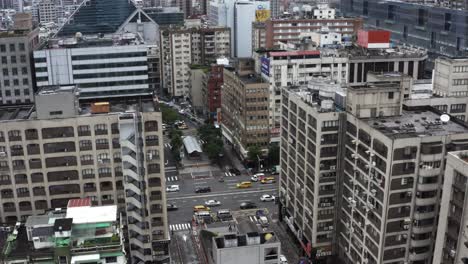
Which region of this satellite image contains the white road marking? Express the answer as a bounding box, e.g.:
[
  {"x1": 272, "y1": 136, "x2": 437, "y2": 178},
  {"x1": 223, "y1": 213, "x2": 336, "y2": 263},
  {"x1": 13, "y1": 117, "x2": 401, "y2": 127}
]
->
[{"x1": 167, "y1": 188, "x2": 277, "y2": 201}]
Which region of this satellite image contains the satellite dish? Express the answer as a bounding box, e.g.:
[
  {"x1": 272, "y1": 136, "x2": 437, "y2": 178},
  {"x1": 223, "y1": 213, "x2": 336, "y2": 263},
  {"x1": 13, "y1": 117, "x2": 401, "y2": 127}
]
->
[{"x1": 440, "y1": 114, "x2": 450, "y2": 123}]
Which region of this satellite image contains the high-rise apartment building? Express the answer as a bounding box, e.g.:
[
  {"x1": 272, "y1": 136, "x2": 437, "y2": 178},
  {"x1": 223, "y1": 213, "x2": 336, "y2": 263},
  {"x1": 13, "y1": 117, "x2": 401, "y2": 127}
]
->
[
  {"x1": 340, "y1": 0, "x2": 468, "y2": 64},
  {"x1": 340, "y1": 85, "x2": 468, "y2": 264},
  {"x1": 38, "y1": 0, "x2": 58, "y2": 24},
  {"x1": 279, "y1": 87, "x2": 344, "y2": 262},
  {"x1": 0, "y1": 86, "x2": 169, "y2": 263},
  {"x1": 279, "y1": 77, "x2": 468, "y2": 263},
  {"x1": 160, "y1": 25, "x2": 230, "y2": 97},
  {"x1": 405, "y1": 56, "x2": 468, "y2": 123},
  {"x1": 263, "y1": 17, "x2": 363, "y2": 49},
  {"x1": 0, "y1": 14, "x2": 39, "y2": 105},
  {"x1": 208, "y1": 0, "x2": 269, "y2": 57},
  {"x1": 221, "y1": 59, "x2": 270, "y2": 158},
  {"x1": 255, "y1": 39, "x2": 427, "y2": 143},
  {"x1": 33, "y1": 33, "x2": 152, "y2": 100},
  {"x1": 433, "y1": 150, "x2": 468, "y2": 264}
]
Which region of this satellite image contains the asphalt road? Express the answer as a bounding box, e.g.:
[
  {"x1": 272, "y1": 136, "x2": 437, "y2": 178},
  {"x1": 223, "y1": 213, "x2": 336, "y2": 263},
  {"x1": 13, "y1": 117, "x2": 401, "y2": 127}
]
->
[{"x1": 166, "y1": 174, "x2": 279, "y2": 230}]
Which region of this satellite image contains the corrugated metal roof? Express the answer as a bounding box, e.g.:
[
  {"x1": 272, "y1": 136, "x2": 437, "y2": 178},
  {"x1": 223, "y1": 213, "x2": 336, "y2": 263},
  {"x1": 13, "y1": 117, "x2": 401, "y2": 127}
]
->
[
  {"x1": 67, "y1": 198, "x2": 91, "y2": 208},
  {"x1": 183, "y1": 136, "x2": 203, "y2": 154}
]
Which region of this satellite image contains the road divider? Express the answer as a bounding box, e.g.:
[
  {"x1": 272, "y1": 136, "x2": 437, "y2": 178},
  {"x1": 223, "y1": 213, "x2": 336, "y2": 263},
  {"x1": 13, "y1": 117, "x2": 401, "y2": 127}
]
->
[{"x1": 167, "y1": 188, "x2": 277, "y2": 201}]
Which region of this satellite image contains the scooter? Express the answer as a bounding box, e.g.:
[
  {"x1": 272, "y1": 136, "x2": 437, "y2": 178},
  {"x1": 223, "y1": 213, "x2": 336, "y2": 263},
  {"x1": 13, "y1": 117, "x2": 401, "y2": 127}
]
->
[{"x1": 219, "y1": 177, "x2": 225, "y2": 182}]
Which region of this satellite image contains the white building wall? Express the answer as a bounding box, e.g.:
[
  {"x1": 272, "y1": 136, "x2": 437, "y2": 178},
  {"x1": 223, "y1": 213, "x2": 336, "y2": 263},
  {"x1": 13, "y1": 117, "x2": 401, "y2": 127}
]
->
[{"x1": 234, "y1": 1, "x2": 269, "y2": 58}]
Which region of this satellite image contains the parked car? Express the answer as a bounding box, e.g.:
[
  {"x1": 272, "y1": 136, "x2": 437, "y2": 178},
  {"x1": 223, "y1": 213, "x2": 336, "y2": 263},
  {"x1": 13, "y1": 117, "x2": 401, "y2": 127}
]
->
[
  {"x1": 260, "y1": 194, "x2": 275, "y2": 202},
  {"x1": 240, "y1": 201, "x2": 257, "y2": 209},
  {"x1": 166, "y1": 185, "x2": 180, "y2": 192},
  {"x1": 167, "y1": 204, "x2": 178, "y2": 211},
  {"x1": 195, "y1": 186, "x2": 211, "y2": 193},
  {"x1": 229, "y1": 168, "x2": 241, "y2": 176},
  {"x1": 204, "y1": 200, "x2": 221, "y2": 206},
  {"x1": 279, "y1": 255, "x2": 288, "y2": 264},
  {"x1": 193, "y1": 205, "x2": 211, "y2": 212},
  {"x1": 236, "y1": 181, "x2": 252, "y2": 188}
]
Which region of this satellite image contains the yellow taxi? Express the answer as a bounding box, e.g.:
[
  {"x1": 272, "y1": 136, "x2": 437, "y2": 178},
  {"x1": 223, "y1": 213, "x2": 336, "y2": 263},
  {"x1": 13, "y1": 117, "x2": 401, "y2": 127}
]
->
[
  {"x1": 193, "y1": 205, "x2": 211, "y2": 212},
  {"x1": 261, "y1": 177, "x2": 276, "y2": 184},
  {"x1": 236, "y1": 181, "x2": 252, "y2": 188}
]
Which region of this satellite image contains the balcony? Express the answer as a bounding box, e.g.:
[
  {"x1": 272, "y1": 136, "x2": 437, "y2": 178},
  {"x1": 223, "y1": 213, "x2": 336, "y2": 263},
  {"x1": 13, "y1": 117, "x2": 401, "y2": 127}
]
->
[
  {"x1": 415, "y1": 196, "x2": 437, "y2": 206},
  {"x1": 416, "y1": 183, "x2": 438, "y2": 192},
  {"x1": 412, "y1": 225, "x2": 433, "y2": 234},
  {"x1": 99, "y1": 172, "x2": 112, "y2": 178},
  {"x1": 413, "y1": 211, "x2": 436, "y2": 220},
  {"x1": 409, "y1": 250, "x2": 431, "y2": 261},
  {"x1": 420, "y1": 153, "x2": 443, "y2": 162},
  {"x1": 419, "y1": 167, "x2": 440, "y2": 177},
  {"x1": 410, "y1": 238, "x2": 431, "y2": 247}
]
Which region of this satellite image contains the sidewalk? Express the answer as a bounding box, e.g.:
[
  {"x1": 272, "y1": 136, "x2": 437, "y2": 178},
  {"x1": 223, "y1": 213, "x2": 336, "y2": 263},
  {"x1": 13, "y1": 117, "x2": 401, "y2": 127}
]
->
[{"x1": 270, "y1": 219, "x2": 302, "y2": 263}]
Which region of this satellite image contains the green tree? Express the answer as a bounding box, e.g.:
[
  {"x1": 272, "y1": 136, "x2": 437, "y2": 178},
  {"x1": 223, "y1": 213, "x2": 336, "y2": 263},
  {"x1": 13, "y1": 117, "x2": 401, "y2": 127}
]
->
[
  {"x1": 198, "y1": 124, "x2": 223, "y2": 161},
  {"x1": 247, "y1": 145, "x2": 262, "y2": 162},
  {"x1": 161, "y1": 105, "x2": 180, "y2": 125},
  {"x1": 267, "y1": 144, "x2": 280, "y2": 166},
  {"x1": 205, "y1": 139, "x2": 224, "y2": 160}
]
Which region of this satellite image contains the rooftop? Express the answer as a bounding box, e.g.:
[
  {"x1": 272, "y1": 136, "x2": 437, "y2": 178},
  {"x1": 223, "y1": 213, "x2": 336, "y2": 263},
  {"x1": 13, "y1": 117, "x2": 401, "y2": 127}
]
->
[
  {"x1": 347, "y1": 44, "x2": 427, "y2": 60},
  {"x1": 57, "y1": 0, "x2": 136, "y2": 37},
  {"x1": 46, "y1": 32, "x2": 145, "y2": 49},
  {"x1": 238, "y1": 73, "x2": 267, "y2": 85},
  {"x1": 66, "y1": 205, "x2": 117, "y2": 224},
  {"x1": 183, "y1": 136, "x2": 203, "y2": 154},
  {"x1": 364, "y1": 107, "x2": 468, "y2": 139},
  {"x1": 0, "y1": 98, "x2": 158, "y2": 122}
]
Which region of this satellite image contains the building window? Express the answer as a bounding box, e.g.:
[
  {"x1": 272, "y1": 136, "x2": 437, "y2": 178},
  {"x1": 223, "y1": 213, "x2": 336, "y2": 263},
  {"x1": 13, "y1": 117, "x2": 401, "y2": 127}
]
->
[
  {"x1": 450, "y1": 104, "x2": 466, "y2": 113},
  {"x1": 9, "y1": 44, "x2": 15, "y2": 52},
  {"x1": 2, "y1": 69, "x2": 8, "y2": 76},
  {"x1": 19, "y1": 43, "x2": 25, "y2": 51},
  {"x1": 453, "y1": 79, "x2": 468, "y2": 86},
  {"x1": 20, "y1": 55, "x2": 26, "y2": 63},
  {"x1": 388, "y1": 92, "x2": 394, "y2": 99},
  {"x1": 10, "y1": 56, "x2": 16, "y2": 64},
  {"x1": 0, "y1": 45, "x2": 5, "y2": 52},
  {"x1": 11, "y1": 68, "x2": 17, "y2": 76},
  {"x1": 49, "y1": 111, "x2": 63, "y2": 116}
]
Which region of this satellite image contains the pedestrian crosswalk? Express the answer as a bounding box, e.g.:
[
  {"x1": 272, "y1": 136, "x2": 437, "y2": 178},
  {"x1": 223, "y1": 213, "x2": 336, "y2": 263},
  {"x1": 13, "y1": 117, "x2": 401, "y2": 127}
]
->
[
  {"x1": 166, "y1": 176, "x2": 178, "y2": 182},
  {"x1": 224, "y1": 172, "x2": 237, "y2": 177},
  {"x1": 170, "y1": 223, "x2": 191, "y2": 231}
]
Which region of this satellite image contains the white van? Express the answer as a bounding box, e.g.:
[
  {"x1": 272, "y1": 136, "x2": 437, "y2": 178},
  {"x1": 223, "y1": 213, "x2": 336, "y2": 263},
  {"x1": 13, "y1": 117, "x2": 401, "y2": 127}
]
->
[{"x1": 250, "y1": 173, "x2": 265, "y2": 182}]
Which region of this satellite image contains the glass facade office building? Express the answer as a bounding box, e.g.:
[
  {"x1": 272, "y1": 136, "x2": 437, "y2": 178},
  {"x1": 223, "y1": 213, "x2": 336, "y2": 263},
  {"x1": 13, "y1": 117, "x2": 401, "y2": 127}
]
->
[{"x1": 340, "y1": 0, "x2": 468, "y2": 64}]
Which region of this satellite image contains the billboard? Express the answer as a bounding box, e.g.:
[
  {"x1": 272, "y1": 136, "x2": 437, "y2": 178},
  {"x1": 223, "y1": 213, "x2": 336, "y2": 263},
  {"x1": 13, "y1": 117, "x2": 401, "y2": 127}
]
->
[
  {"x1": 255, "y1": 9, "x2": 270, "y2": 22},
  {"x1": 261, "y1": 56, "x2": 270, "y2": 76}
]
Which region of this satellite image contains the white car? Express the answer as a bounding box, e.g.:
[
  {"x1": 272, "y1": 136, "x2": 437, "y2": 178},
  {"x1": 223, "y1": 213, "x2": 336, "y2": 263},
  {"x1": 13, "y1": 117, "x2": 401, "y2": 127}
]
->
[
  {"x1": 260, "y1": 194, "x2": 275, "y2": 202},
  {"x1": 279, "y1": 254, "x2": 288, "y2": 264},
  {"x1": 166, "y1": 185, "x2": 180, "y2": 192},
  {"x1": 204, "y1": 200, "x2": 221, "y2": 206}
]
